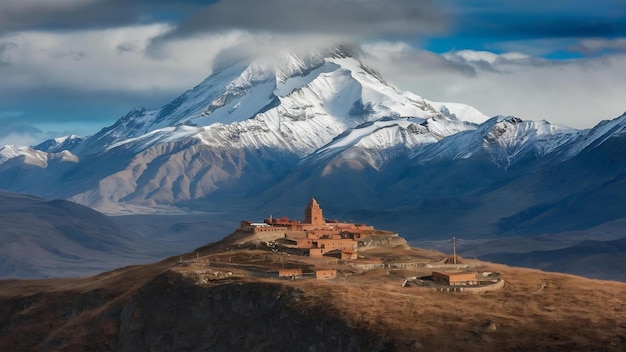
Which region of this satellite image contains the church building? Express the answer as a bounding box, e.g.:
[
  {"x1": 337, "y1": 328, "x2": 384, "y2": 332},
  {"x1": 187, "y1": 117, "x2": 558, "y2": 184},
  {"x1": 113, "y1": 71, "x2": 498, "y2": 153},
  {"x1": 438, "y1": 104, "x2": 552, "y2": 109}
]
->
[{"x1": 305, "y1": 198, "x2": 324, "y2": 225}]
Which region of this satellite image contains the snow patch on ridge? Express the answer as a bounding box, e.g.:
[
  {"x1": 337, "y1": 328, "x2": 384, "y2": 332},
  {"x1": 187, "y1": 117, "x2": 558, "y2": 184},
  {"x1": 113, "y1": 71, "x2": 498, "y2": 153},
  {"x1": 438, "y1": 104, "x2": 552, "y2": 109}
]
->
[
  {"x1": 0, "y1": 145, "x2": 43, "y2": 164},
  {"x1": 0, "y1": 145, "x2": 79, "y2": 167},
  {"x1": 428, "y1": 101, "x2": 490, "y2": 124},
  {"x1": 307, "y1": 113, "x2": 480, "y2": 170}
]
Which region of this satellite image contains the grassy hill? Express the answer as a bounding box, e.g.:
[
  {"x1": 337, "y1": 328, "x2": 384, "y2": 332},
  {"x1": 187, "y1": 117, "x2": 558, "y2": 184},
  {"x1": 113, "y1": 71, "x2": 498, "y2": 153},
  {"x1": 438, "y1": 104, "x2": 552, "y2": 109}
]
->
[{"x1": 0, "y1": 230, "x2": 624, "y2": 351}]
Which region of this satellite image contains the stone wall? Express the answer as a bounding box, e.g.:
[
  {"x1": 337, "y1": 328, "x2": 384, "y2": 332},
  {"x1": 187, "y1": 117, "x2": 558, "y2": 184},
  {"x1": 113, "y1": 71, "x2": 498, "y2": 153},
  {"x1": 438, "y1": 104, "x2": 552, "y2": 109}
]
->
[
  {"x1": 434, "y1": 279, "x2": 505, "y2": 293},
  {"x1": 278, "y1": 268, "x2": 303, "y2": 277}
]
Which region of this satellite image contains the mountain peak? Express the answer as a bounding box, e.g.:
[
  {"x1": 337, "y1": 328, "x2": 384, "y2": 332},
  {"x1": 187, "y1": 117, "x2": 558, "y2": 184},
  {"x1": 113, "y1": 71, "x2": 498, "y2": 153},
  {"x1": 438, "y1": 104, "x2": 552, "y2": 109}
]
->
[
  {"x1": 34, "y1": 134, "x2": 86, "y2": 153},
  {"x1": 324, "y1": 44, "x2": 359, "y2": 59},
  {"x1": 73, "y1": 45, "x2": 451, "y2": 157}
]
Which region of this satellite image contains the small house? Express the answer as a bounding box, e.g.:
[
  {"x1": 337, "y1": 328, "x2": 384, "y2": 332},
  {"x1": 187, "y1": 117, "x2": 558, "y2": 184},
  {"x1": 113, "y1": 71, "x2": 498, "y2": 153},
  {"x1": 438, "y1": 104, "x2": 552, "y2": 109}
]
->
[
  {"x1": 315, "y1": 270, "x2": 337, "y2": 280},
  {"x1": 432, "y1": 271, "x2": 478, "y2": 286}
]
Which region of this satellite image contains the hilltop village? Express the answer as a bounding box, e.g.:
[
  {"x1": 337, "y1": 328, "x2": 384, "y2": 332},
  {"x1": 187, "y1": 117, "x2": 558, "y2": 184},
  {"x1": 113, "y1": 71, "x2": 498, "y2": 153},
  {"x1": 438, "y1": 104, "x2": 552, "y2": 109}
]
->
[
  {"x1": 182, "y1": 198, "x2": 504, "y2": 292},
  {"x1": 240, "y1": 198, "x2": 383, "y2": 260}
]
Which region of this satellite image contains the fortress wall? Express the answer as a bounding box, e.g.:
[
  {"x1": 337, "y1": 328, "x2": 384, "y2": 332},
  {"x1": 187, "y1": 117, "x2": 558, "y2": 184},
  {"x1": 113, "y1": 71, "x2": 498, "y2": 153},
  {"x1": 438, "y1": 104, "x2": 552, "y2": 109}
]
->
[
  {"x1": 434, "y1": 279, "x2": 505, "y2": 293},
  {"x1": 347, "y1": 263, "x2": 386, "y2": 270},
  {"x1": 348, "y1": 262, "x2": 425, "y2": 270},
  {"x1": 425, "y1": 263, "x2": 469, "y2": 270},
  {"x1": 315, "y1": 239, "x2": 357, "y2": 250},
  {"x1": 278, "y1": 268, "x2": 303, "y2": 277},
  {"x1": 309, "y1": 248, "x2": 325, "y2": 257},
  {"x1": 296, "y1": 239, "x2": 314, "y2": 248}
]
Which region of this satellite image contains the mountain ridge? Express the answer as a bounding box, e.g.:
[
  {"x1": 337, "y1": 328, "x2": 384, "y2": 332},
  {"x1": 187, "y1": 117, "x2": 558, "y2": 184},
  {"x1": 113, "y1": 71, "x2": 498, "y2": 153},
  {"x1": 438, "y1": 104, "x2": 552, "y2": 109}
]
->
[{"x1": 0, "y1": 48, "x2": 625, "y2": 282}]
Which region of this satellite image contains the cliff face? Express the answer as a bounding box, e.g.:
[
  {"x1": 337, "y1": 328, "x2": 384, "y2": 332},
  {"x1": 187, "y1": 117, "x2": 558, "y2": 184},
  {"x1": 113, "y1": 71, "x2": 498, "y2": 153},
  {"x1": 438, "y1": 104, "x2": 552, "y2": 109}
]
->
[
  {"x1": 0, "y1": 270, "x2": 388, "y2": 352},
  {"x1": 117, "y1": 272, "x2": 386, "y2": 352}
]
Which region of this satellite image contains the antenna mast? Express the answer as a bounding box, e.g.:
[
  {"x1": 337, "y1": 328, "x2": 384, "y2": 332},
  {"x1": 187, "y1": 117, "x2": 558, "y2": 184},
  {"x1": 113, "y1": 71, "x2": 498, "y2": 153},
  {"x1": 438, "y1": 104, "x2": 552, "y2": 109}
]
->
[{"x1": 453, "y1": 236, "x2": 457, "y2": 264}]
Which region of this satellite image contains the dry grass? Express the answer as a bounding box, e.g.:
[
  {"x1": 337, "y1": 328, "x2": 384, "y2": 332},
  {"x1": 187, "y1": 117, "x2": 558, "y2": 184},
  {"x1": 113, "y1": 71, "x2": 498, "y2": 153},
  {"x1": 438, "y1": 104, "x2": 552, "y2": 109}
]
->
[
  {"x1": 1, "y1": 239, "x2": 625, "y2": 351},
  {"x1": 282, "y1": 262, "x2": 626, "y2": 351},
  {"x1": 184, "y1": 239, "x2": 626, "y2": 350}
]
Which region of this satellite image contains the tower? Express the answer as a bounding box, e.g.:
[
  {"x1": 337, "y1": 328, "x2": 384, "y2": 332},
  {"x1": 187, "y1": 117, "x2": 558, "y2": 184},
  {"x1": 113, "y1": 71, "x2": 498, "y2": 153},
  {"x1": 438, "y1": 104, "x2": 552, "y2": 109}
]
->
[
  {"x1": 453, "y1": 236, "x2": 457, "y2": 265},
  {"x1": 305, "y1": 198, "x2": 324, "y2": 225}
]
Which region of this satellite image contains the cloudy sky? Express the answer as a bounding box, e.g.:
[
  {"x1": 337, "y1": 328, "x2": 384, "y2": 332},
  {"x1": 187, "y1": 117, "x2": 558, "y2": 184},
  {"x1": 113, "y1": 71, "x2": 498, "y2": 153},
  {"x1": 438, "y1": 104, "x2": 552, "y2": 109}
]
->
[{"x1": 0, "y1": 0, "x2": 625, "y2": 145}]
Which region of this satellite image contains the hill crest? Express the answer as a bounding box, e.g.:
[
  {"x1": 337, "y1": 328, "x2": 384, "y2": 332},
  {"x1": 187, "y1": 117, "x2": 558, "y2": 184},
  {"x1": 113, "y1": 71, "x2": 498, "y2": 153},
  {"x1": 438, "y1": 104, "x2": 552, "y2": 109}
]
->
[{"x1": 1, "y1": 219, "x2": 625, "y2": 351}]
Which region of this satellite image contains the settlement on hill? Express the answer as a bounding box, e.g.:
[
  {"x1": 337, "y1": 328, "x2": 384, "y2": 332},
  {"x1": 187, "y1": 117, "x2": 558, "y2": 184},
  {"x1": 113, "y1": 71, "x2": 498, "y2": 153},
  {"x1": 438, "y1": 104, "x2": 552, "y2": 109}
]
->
[
  {"x1": 240, "y1": 198, "x2": 394, "y2": 259},
  {"x1": 234, "y1": 198, "x2": 503, "y2": 291}
]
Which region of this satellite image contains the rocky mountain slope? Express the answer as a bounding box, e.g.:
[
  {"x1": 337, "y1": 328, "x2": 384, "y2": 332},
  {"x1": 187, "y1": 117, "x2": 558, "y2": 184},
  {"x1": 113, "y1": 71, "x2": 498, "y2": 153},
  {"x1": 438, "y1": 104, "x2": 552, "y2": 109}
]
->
[
  {"x1": 0, "y1": 47, "x2": 621, "y2": 219},
  {"x1": 0, "y1": 47, "x2": 487, "y2": 207},
  {"x1": 0, "y1": 231, "x2": 624, "y2": 352},
  {"x1": 34, "y1": 135, "x2": 86, "y2": 153}
]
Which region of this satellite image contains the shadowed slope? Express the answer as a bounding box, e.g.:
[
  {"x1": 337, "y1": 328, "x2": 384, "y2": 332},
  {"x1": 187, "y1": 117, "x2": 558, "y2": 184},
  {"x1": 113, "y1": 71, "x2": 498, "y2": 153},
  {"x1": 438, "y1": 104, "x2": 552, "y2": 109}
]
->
[
  {"x1": 0, "y1": 190, "x2": 175, "y2": 278},
  {"x1": 0, "y1": 235, "x2": 624, "y2": 351}
]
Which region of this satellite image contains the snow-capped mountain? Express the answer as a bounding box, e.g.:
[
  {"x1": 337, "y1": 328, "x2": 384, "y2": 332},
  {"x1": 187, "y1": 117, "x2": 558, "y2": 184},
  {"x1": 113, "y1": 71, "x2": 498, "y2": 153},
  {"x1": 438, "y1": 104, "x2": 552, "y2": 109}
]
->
[
  {"x1": 302, "y1": 114, "x2": 585, "y2": 173},
  {"x1": 0, "y1": 145, "x2": 78, "y2": 167},
  {"x1": 27, "y1": 46, "x2": 492, "y2": 207},
  {"x1": 73, "y1": 47, "x2": 482, "y2": 158},
  {"x1": 34, "y1": 135, "x2": 86, "y2": 153},
  {"x1": 302, "y1": 114, "x2": 478, "y2": 171},
  {"x1": 0, "y1": 46, "x2": 625, "y2": 243},
  {"x1": 408, "y1": 116, "x2": 581, "y2": 168}
]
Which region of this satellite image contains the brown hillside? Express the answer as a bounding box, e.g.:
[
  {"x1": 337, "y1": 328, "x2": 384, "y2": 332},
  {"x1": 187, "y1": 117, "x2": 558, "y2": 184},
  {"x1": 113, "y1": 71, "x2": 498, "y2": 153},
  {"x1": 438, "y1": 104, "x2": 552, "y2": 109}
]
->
[{"x1": 0, "y1": 234, "x2": 624, "y2": 352}]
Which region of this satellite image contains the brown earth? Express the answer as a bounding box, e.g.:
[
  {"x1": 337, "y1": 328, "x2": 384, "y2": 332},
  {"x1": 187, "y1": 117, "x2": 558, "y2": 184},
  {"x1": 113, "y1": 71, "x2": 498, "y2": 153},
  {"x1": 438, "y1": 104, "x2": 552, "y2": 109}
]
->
[{"x1": 0, "y1": 230, "x2": 625, "y2": 351}]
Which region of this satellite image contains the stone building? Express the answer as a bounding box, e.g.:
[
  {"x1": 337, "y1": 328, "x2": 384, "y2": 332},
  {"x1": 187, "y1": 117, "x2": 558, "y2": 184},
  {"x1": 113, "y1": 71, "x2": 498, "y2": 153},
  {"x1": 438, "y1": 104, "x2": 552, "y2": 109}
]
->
[
  {"x1": 315, "y1": 270, "x2": 337, "y2": 280},
  {"x1": 308, "y1": 239, "x2": 357, "y2": 257},
  {"x1": 432, "y1": 271, "x2": 478, "y2": 286},
  {"x1": 305, "y1": 198, "x2": 324, "y2": 225},
  {"x1": 240, "y1": 221, "x2": 287, "y2": 235},
  {"x1": 240, "y1": 198, "x2": 387, "y2": 259}
]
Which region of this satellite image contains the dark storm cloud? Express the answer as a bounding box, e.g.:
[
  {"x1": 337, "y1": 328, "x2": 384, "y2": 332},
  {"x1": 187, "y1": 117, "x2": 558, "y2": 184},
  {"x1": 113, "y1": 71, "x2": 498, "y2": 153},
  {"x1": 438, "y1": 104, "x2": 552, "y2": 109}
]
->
[
  {"x1": 0, "y1": 0, "x2": 135, "y2": 32},
  {"x1": 0, "y1": 0, "x2": 212, "y2": 33},
  {"x1": 155, "y1": 0, "x2": 448, "y2": 41}
]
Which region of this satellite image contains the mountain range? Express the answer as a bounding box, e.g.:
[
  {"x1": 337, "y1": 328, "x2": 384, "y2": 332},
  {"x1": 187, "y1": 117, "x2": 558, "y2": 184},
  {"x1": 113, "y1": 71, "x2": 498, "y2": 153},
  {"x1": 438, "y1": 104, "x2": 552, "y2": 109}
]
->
[{"x1": 1, "y1": 46, "x2": 625, "y2": 279}]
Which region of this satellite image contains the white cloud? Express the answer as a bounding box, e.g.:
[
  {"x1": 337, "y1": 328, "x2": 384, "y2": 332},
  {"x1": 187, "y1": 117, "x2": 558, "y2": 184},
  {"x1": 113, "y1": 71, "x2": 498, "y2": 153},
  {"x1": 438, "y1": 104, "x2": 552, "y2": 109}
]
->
[
  {"x1": 362, "y1": 42, "x2": 626, "y2": 128},
  {"x1": 0, "y1": 25, "x2": 357, "y2": 104},
  {"x1": 0, "y1": 24, "x2": 249, "y2": 94},
  {"x1": 2, "y1": 27, "x2": 625, "y2": 138}
]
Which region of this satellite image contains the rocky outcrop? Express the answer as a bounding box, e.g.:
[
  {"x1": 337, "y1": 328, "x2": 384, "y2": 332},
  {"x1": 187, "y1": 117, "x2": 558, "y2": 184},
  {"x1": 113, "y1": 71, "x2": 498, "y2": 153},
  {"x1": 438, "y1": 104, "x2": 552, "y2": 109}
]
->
[{"x1": 358, "y1": 234, "x2": 406, "y2": 249}]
